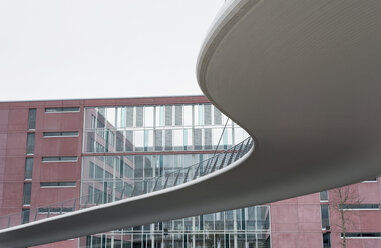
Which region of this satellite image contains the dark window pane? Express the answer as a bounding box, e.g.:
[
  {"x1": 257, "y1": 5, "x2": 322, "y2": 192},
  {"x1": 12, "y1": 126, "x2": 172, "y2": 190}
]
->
[
  {"x1": 144, "y1": 156, "x2": 153, "y2": 178},
  {"x1": 60, "y1": 156, "x2": 77, "y2": 161},
  {"x1": 28, "y1": 109, "x2": 36, "y2": 129},
  {"x1": 43, "y1": 132, "x2": 61, "y2": 137},
  {"x1": 62, "y1": 107, "x2": 80, "y2": 112},
  {"x1": 344, "y1": 232, "x2": 381, "y2": 238},
  {"x1": 26, "y1": 133, "x2": 35, "y2": 154},
  {"x1": 23, "y1": 183, "x2": 31, "y2": 205},
  {"x1": 42, "y1": 156, "x2": 77, "y2": 162},
  {"x1": 62, "y1": 131, "x2": 78, "y2": 136},
  {"x1": 58, "y1": 182, "x2": 76, "y2": 187},
  {"x1": 22, "y1": 209, "x2": 30, "y2": 224},
  {"x1": 42, "y1": 157, "x2": 60, "y2": 162},
  {"x1": 40, "y1": 182, "x2": 76, "y2": 187},
  {"x1": 24, "y1": 158, "x2": 33, "y2": 180},
  {"x1": 340, "y1": 204, "x2": 380, "y2": 210},
  {"x1": 134, "y1": 156, "x2": 143, "y2": 178},
  {"x1": 43, "y1": 131, "x2": 78, "y2": 137},
  {"x1": 38, "y1": 207, "x2": 73, "y2": 213},
  {"x1": 323, "y1": 233, "x2": 331, "y2": 248},
  {"x1": 321, "y1": 205, "x2": 330, "y2": 229}
]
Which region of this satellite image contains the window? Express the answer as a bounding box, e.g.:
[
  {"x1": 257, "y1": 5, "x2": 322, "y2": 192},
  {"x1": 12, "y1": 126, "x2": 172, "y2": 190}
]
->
[
  {"x1": 125, "y1": 131, "x2": 133, "y2": 151},
  {"x1": 144, "y1": 107, "x2": 154, "y2": 127},
  {"x1": 183, "y1": 105, "x2": 193, "y2": 126},
  {"x1": 321, "y1": 205, "x2": 330, "y2": 229},
  {"x1": 28, "y1": 109, "x2": 36, "y2": 130},
  {"x1": 94, "y1": 165, "x2": 103, "y2": 179},
  {"x1": 339, "y1": 204, "x2": 380, "y2": 210},
  {"x1": 173, "y1": 129, "x2": 183, "y2": 151},
  {"x1": 23, "y1": 183, "x2": 32, "y2": 205},
  {"x1": 89, "y1": 161, "x2": 95, "y2": 178},
  {"x1": 164, "y1": 130, "x2": 172, "y2": 151},
  {"x1": 22, "y1": 209, "x2": 30, "y2": 224},
  {"x1": 95, "y1": 142, "x2": 105, "y2": 152},
  {"x1": 204, "y1": 104, "x2": 212, "y2": 125},
  {"x1": 343, "y1": 233, "x2": 381, "y2": 238},
  {"x1": 126, "y1": 107, "x2": 134, "y2": 127},
  {"x1": 135, "y1": 106, "x2": 143, "y2": 127},
  {"x1": 134, "y1": 156, "x2": 143, "y2": 178},
  {"x1": 204, "y1": 128, "x2": 212, "y2": 149},
  {"x1": 320, "y1": 191, "x2": 328, "y2": 202},
  {"x1": 194, "y1": 129, "x2": 202, "y2": 150},
  {"x1": 43, "y1": 131, "x2": 78, "y2": 137},
  {"x1": 45, "y1": 107, "x2": 80, "y2": 113},
  {"x1": 26, "y1": 133, "x2": 35, "y2": 154},
  {"x1": 42, "y1": 156, "x2": 77, "y2": 162},
  {"x1": 91, "y1": 115, "x2": 96, "y2": 128},
  {"x1": 214, "y1": 107, "x2": 222, "y2": 125},
  {"x1": 24, "y1": 158, "x2": 33, "y2": 180},
  {"x1": 165, "y1": 106, "x2": 172, "y2": 126},
  {"x1": 40, "y1": 182, "x2": 76, "y2": 188},
  {"x1": 323, "y1": 233, "x2": 331, "y2": 248},
  {"x1": 154, "y1": 130, "x2": 162, "y2": 151},
  {"x1": 175, "y1": 105, "x2": 183, "y2": 126},
  {"x1": 38, "y1": 207, "x2": 73, "y2": 214}
]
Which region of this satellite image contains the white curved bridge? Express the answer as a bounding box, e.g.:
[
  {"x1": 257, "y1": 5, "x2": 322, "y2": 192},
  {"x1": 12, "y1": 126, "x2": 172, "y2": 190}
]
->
[{"x1": 1, "y1": 0, "x2": 381, "y2": 247}]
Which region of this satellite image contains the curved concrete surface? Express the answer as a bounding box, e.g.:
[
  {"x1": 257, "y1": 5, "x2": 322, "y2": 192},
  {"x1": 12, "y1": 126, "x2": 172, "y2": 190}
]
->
[
  {"x1": 198, "y1": 0, "x2": 381, "y2": 211},
  {"x1": 2, "y1": 0, "x2": 381, "y2": 247}
]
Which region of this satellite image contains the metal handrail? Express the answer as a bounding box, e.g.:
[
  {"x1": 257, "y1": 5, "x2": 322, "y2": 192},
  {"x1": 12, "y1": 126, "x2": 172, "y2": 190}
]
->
[{"x1": 0, "y1": 137, "x2": 253, "y2": 230}]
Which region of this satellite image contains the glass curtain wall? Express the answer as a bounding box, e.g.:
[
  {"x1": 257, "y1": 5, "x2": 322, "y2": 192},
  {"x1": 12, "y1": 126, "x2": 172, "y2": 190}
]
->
[
  {"x1": 81, "y1": 207, "x2": 270, "y2": 248},
  {"x1": 82, "y1": 104, "x2": 247, "y2": 153},
  {"x1": 81, "y1": 104, "x2": 269, "y2": 248}
]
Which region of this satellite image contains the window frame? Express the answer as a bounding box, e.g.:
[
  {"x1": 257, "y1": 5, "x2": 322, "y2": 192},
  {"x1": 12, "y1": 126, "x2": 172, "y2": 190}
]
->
[
  {"x1": 40, "y1": 182, "x2": 76, "y2": 188},
  {"x1": 45, "y1": 107, "x2": 80, "y2": 113},
  {"x1": 43, "y1": 131, "x2": 79, "y2": 137},
  {"x1": 41, "y1": 156, "x2": 78, "y2": 163}
]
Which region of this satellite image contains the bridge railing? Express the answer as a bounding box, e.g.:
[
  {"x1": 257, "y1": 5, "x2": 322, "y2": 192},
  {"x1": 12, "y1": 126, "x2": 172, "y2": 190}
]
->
[{"x1": 0, "y1": 137, "x2": 253, "y2": 230}]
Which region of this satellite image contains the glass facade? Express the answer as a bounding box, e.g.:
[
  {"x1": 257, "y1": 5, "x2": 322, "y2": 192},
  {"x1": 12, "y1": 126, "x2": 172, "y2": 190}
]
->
[
  {"x1": 80, "y1": 104, "x2": 270, "y2": 248},
  {"x1": 82, "y1": 105, "x2": 249, "y2": 153},
  {"x1": 83, "y1": 209, "x2": 270, "y2": 248}
]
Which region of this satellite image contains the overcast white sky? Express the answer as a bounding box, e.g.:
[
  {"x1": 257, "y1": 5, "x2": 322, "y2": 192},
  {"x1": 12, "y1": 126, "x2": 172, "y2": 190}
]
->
[{"x1": 0, "y1": 0, "x2": 223, "y2": 101}]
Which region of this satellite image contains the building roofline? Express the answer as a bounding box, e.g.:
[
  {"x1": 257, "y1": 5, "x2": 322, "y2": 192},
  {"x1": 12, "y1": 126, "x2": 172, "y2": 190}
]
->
[{"x1": 0, "y1": 94, "x2": 206, "y2": 104}]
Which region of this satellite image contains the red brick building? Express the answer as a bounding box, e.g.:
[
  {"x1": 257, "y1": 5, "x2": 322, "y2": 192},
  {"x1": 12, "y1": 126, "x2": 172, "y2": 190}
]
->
[{"x1": 0, "y1": 96, "x2": 380, "y2": 248}]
